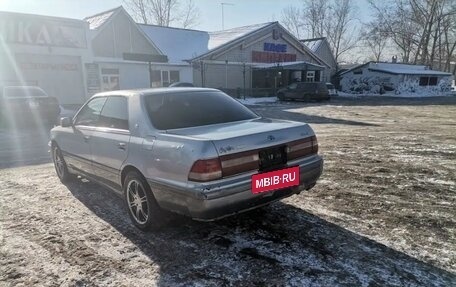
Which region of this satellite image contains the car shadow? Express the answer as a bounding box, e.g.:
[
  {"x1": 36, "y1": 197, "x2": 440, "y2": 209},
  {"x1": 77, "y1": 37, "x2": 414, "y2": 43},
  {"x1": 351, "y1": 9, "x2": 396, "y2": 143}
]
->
[
  {"x1": 66, "y1": 179, "x2": 455, "y2": 286},
  {"x1": 251, "y1": 104, "x2": 378, "y2": 127},
  {"x1": 0, "y1": 126, "x2": 52, "y2": 169},
  {"x1": 262, "y1": 95, "x2": 456, "y2": 107},
  {"x1": 327, "y1": 96, "x2": 456, "y2": 107}
]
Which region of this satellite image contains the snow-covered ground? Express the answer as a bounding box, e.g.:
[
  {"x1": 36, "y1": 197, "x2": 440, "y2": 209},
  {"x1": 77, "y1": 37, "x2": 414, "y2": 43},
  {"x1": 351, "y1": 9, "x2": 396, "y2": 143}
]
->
[
  {"x1": 238, "y1": 97, "x2": 277, "y2": 105},
  {"x1": 1, "y1": 97, "x2": 455, "y2": 286},
  {"x1": 338, "y1": 91, "x2": 455, "y2": 98}
]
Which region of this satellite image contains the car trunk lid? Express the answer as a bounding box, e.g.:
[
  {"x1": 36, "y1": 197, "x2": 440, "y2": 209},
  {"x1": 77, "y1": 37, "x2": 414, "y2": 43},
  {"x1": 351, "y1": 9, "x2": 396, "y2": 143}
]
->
[{"x1": 166, "y1": 118, "x2": 317, "y2": 176}]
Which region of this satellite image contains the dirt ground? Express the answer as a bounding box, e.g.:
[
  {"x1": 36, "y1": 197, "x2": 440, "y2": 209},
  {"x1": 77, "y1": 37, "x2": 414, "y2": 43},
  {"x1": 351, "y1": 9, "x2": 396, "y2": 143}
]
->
[{"x1": 0, "y1": 96, "x2": 455, "y2": 286}]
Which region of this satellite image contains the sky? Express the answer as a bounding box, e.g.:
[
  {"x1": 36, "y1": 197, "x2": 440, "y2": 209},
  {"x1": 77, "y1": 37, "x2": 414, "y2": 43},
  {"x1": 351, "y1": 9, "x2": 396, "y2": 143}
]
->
[{"x1": 0, "y1": 0, "x2": 372, "y2": 32}]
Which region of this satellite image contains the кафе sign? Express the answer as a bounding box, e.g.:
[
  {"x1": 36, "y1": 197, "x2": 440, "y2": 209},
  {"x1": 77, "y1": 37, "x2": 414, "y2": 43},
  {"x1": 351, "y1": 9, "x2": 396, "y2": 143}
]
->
[{"x1": 252, "y1": 42, "x2": 297, "y2": 63}]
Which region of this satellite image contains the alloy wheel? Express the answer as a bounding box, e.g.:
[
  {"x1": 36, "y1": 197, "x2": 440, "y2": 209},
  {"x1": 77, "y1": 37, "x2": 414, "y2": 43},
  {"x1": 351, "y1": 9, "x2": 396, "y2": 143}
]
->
[{"x1": 126, "y1": 180, "x2": 149, "y2": 224}]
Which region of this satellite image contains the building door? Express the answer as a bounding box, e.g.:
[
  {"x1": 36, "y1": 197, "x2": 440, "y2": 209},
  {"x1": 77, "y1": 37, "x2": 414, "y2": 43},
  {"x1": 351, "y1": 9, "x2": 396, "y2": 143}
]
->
[{"x1": 101, "y1": 68, "x2": 120, "y2": 91}]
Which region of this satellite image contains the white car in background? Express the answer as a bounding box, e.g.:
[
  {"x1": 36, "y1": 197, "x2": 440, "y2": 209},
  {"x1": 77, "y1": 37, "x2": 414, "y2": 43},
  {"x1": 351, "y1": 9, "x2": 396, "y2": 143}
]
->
[{"x1": 326, "y1": 83, "x2": 338, "y2": 97}]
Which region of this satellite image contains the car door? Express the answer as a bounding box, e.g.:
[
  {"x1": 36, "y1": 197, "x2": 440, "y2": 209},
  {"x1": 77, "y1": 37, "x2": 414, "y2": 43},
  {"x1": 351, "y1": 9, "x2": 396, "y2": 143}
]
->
[
  {"x1": 59, "y1": 97, "x2": 107, "y2": 173},
  {"x1": 89, "y1": 96, "x2": 131, "y2": 190},
  {"x1": 286, "y1": 83, "x2": 299, "y2": 99}
]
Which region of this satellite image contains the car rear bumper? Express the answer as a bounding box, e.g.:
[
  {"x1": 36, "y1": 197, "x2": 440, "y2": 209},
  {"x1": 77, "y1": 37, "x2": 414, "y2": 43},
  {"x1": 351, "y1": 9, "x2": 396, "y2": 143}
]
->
[{"x1": 147, "y1": 154, "x2": 323, "y2": 221}]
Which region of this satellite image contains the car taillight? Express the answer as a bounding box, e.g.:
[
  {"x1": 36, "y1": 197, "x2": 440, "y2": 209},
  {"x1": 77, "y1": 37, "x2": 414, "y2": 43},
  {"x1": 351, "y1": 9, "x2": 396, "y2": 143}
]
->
[
  {"x1": 188, "y1": 158, "x2": 222, "y2": 182},
  {"x1": 220, "y1": 150, "x2": 259, "y2": 177},
  {"x1": 312, "y1": 135, "x2": 318, "y2": 153},
  {"x1": 287, "y1": 136, "x2": 318, "y2": 160}
]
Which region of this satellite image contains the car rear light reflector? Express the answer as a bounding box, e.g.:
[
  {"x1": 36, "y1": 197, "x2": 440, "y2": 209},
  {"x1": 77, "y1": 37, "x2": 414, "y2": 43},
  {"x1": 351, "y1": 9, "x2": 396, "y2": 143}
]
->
[
  {"x1": 220, "y1": 150, "x2": 260, "y2": 177},
  {"x1": 188, "y1": 158, "x2": 222, "y2": 182},
  {"x1": 311, "y1": 135, "x2": 319, "y2": 153},
  {"x1": 287, "y1": 136, "x2": 318, "y2": 160}
]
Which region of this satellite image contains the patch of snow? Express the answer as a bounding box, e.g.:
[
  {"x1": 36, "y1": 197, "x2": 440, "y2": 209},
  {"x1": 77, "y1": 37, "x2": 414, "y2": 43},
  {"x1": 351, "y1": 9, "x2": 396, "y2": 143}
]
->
[
  {"x1": 424, "y1": 178, "x2": 455, "y2": 186},
  {"x1": 340, "y1": 77, "x2": 453, "y2": 97},
  {"x1": 238, "y1": 97, "x2": 277, "y2": 105}
]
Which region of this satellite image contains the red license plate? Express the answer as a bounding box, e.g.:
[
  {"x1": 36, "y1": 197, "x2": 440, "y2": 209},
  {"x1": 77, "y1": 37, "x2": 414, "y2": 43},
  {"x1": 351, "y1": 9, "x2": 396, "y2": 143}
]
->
[{"x1": 251, "y1": 166, "x2": 300, "y2": 194}]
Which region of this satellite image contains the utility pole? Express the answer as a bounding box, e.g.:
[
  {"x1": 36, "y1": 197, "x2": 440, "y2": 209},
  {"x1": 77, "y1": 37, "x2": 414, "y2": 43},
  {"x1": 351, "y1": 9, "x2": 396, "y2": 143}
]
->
[
  {"x1": 243, "y1": 62, "x2": 246, "y2": 100},
  {"x1": 221, "y1": 2, "x2": 234, "y2": 30}
]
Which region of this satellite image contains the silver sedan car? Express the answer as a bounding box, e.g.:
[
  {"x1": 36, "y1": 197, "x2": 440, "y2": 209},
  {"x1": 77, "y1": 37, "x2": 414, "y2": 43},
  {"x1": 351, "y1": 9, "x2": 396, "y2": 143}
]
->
[{"x1": 50, "y1": 88, "x2": 323, "y2": 230}]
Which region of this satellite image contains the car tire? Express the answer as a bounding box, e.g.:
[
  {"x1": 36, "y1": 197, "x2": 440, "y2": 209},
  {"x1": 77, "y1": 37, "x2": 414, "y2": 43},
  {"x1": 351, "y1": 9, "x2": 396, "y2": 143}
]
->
[
  {"x1": 124, "y1": 171, "x2": 168, "y2": 231},
  {"x1": 52, "y1": 146, "x2": 74, "y2": 183},
  {"x1": 277, "y1": 93, "x2": 285, "y2": 101}
]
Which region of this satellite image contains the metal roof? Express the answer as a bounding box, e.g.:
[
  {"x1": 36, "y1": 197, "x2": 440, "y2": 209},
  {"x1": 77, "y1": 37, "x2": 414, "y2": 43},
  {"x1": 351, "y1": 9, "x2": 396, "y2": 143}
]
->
[
  {"x1": 340, "y1": 62, "x2": 452, "y2": 76},
  {"x1": 369, "y1": 67, "x2": 452, "y2": 76},
  {"x1": 253, "y1": 61, "x2": 326, "y2": 70},
  {"x1": 84, "y1": 6, "x2": 121, "y2": 30},
  {"x1": 139, "y1": 24, "x2": 210, "y2": 64},
  {"x1": 300, "y1": 37, "x2": 326, "y2": 52},
  {"x1": 208, "y1": 22, "x2": 273, "y2": 50},
  {"x1": 139, "y1": 22, "x2": 275, "y2": 64}
]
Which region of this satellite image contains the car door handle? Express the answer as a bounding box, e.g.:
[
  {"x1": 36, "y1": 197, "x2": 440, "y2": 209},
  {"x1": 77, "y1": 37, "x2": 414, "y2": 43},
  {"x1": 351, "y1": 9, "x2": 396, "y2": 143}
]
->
[
  {"x1": 117, "y1": 142, "x2": 126, "y2": 150},
  {"x1": 83, "y1": 135, "x2": 90, "y2": 143}
]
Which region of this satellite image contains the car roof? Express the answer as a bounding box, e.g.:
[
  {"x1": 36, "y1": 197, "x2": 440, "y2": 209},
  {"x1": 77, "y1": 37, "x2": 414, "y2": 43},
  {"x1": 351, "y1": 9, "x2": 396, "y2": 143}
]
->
[{"x1": 91, "y1": 87, "x2": 219, "y2": 98}]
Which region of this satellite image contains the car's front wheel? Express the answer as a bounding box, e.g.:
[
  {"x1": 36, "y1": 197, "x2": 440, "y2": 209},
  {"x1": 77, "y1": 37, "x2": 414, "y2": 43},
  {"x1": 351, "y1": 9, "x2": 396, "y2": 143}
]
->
[
  {"x1": 124, "y1": 171, "x2": 168, "y2": 231},
  {"x1": 52, "y1": 146, "x2": 74, "y2": 183}
]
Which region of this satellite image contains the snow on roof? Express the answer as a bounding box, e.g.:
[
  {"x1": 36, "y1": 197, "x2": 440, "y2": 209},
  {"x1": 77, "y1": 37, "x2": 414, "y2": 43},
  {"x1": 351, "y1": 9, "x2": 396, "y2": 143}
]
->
[
  {"x1": 139, "y1": 22, "x2": 274, "y2": 64},
  {"x1": 341, "y1": 62, "x2": 452, "y2": 76},
  {"x1": 208, "y1": 22, "x2": 273, "y2": 50},
  {"x1": 253, "y1": 61, "x2": 325, "y2": 69},
  {"x1": 300, "y1": 37, "x2": 325, "y2": 52},
  {"x1": 139, "y1": 25, "x2": 210, "y2": 64},
  {"x1": 368, "y1": 62, "x2": 452, "y2": 76},
  {"x1": 84, "y1": 7, "x2": 120, "y2": 30}
]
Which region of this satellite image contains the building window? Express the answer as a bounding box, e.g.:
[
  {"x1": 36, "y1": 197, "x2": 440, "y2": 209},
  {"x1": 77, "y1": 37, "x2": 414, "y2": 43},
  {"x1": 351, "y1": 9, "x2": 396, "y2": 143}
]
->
[
  {"x1": 151, "y1": 70, "x2": 180, "y2": 87},
  {"x1": 101, "y1": 68, "x2": 119, "y2": 91},
  {"x1": 170, "y1": 70, "x2": 180, "y2": 84},
  {"x1": 419, "y1": 76, "x2": 438, "y2": 86},
  {"x1": 151, "y1": 70, "x2": 161, "y2": 87},
  {"x1": 306, "y1": 71, "x2": 315, "y2": 82},
  {"x1": 162, "y1": 71, "x2": 169, "y2": 87}
]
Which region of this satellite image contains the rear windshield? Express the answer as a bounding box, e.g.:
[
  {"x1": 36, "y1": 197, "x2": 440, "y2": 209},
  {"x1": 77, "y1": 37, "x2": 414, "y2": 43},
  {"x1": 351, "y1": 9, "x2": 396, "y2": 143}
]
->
[{"x1": 144, "y1": 91, "x2": 258, "y2": 130}]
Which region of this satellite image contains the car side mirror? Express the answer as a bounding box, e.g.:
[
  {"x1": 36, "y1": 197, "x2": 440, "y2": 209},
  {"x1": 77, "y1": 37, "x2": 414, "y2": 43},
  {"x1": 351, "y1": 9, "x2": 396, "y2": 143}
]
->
[{"x1": 60, "y1": 117, "x2": 72, "y2": 127}]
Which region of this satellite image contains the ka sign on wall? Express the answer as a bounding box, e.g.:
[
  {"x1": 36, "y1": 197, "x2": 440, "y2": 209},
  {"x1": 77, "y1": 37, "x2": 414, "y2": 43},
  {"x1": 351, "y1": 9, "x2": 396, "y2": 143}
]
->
[{"x1": 0, "y1": 12, "x2": 87, "y2": 48}]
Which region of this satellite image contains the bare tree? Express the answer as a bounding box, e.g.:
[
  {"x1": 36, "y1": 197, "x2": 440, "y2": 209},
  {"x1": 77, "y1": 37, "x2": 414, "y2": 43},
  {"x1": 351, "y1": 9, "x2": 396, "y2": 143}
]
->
[
  {"x1": 368, "y1": 0, "x2": 421, "y2": 63},
  {"x1": 302, "y1": 0, "x2": 329, "y2": 38},
  {"x1": 280, "y1": 0, "x2": 358, "y2": 64},
  {"x1": 280, "y1": 5, "x2": 303, "y2": 38},
  {"x1": 361, "y1": 24, "x2": 388, "y2": 62},
  {"x1": 180, "y1": 0, "x2": 200, "y2": 28},
  {"x1": 325, "y1": 0, "x2": 358, "y2": 63},
  {"x1": 368, "y1": 0, "x2": 455, "y2": 73},
  {"x1": 123, "y1": 0, "x2": 201, "y2": 28},
  {"x1": 280, "y1": 0, "x2": 329, "y2": 39},
  {"x1": 124, "y1": 0, "x2": 151, "y2": 24}
]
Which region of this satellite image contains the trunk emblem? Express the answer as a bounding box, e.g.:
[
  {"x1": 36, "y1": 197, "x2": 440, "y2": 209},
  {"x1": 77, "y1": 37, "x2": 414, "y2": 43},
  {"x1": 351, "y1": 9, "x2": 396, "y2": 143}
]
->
[{"x1": 267, "y1": 135, "x2": 275, "y2": 141}]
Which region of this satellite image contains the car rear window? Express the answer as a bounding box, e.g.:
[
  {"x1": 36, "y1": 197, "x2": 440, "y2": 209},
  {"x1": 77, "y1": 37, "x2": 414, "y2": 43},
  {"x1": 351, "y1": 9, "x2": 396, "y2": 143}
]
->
[{"x1": 144, "y1": 91, "x2": 258, "y2": 130}]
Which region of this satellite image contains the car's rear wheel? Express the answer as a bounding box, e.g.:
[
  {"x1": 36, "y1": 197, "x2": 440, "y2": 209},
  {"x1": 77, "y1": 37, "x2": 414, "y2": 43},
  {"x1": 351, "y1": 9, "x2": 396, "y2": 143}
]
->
[
  {"x1": 124, "y1": 171, "x2": 168, "y2": 231},
  {"x1": 52, "y1": 146, "x2": 74, "y2": 183},
  {"x1": 277, "y1": 93, "x2": 286, "y2": 101}
]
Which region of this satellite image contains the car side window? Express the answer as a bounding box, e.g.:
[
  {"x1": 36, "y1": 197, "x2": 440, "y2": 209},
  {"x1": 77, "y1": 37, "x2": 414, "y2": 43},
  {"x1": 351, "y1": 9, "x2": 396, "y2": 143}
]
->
[
  {"x1": 74, "y1": 97, "x2": 107, "y2": 126},
  {"x1": 289, "y1": 83, "x2": 298, "y2": 89},
  {"x1": 98, "y1": 96, "x2": 129, "y2": 130}
]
